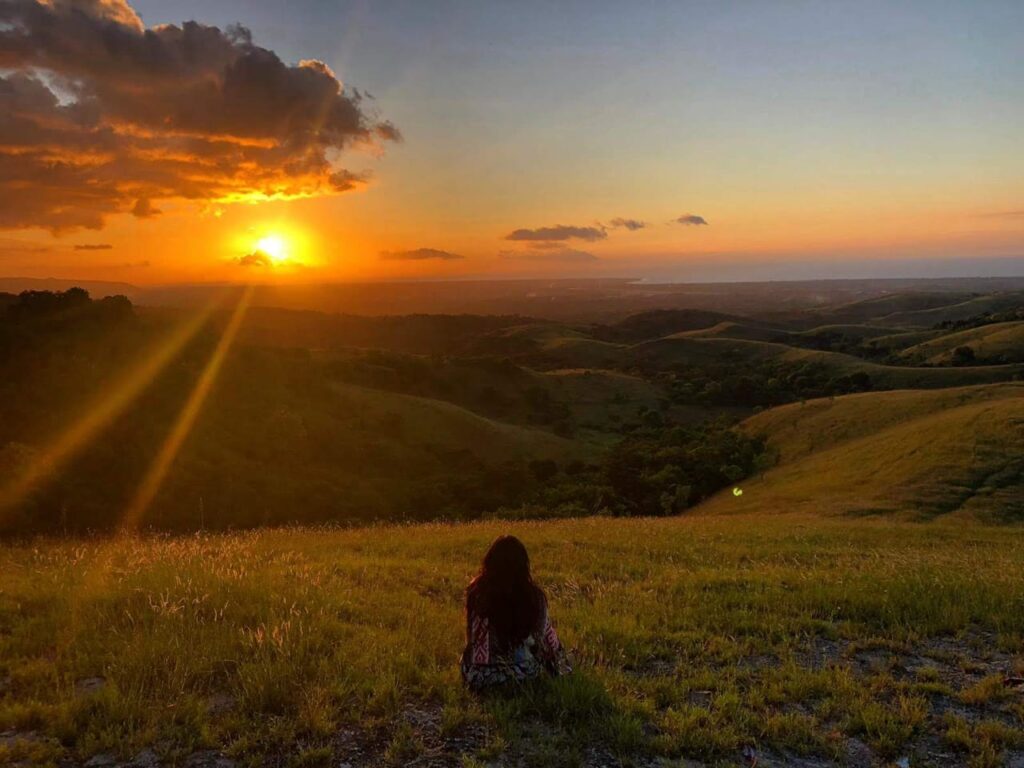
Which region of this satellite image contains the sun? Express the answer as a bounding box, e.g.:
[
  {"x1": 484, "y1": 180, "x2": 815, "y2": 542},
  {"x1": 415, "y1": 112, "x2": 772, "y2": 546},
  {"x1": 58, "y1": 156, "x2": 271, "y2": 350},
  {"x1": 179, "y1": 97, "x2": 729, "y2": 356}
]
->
[{"x1": 255, "y1": 234, "x2": 289, "y2": 264}]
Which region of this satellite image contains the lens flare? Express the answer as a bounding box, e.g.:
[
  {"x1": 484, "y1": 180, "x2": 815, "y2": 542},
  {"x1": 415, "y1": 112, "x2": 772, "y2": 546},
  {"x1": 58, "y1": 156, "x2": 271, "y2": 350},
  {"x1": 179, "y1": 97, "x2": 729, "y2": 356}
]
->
[
  {"x1": 0, "y1": 296, "x2": 225, "y2": 519},
  {"x1": 120, "y1": 286, "x2": 255, "y2": 532}
]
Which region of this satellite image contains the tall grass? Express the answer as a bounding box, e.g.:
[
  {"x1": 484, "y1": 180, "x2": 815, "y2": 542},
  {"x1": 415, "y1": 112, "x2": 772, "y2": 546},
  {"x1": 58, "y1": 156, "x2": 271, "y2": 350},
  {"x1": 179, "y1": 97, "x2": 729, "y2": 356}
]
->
[{"x1": 2, "y1": 514, "x2": 1024, "y2": 765}]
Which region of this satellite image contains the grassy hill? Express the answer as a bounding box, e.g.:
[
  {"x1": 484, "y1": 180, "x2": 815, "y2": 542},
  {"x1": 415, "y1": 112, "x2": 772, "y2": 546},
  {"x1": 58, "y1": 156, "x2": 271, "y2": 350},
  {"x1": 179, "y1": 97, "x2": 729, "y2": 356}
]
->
[
  {"x1": 590, "y1": 309, "x2": 767, "y2": 343},
  {"x1": 699, "y1": 383, "x2": 1024, "y2": 520},
  {"x1": 672, "y1": 320, "x2": 788, "y2": 343},
  {"x1": 810, "y1": 292, "x2": 977, "y2": 325},
  {"x1": 4, "y1": 516, "x2": 1024, "y2": 767},
  {"x1": 866, "y1": 328, "x2": 946, "y2": 352},
  {"x1": 880, "y1": 291, "x2": 1024, "y2": 328},
  {"x1": 794, "y1": 323, "x2": 906, "y2": 341},
  {"x1": 231, "y1": 307, "x2": 535, "y2": 356},
  {"x1": 900, "y1": 321, "x2": 1024, "y2": 364},
  {"x1": 632, "y1": 336, "x2": 1024, "y2": 388}
]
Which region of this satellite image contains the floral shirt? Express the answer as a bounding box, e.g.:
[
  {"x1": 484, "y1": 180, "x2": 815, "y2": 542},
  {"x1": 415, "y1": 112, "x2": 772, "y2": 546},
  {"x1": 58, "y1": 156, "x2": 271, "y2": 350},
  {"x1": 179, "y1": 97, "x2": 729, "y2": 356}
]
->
[{"x1": 460, "y1": 605, "x2": 569, "y2": 691}]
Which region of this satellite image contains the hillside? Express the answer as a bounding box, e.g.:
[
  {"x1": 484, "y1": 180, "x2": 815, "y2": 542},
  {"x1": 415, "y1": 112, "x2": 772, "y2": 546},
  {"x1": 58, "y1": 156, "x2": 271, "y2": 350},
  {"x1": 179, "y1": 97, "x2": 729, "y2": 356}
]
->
[
  {"x1": 5, "y1": 284, "x2": 1024, "y2": 533},
  {"x1": 699, "y1": 383, "x2": 1024, "y2": 520},
  {"x1": 632, "y1": 336, "x2": 1024, "y2": 389},
  {"x1": 672, "y1": 320, "x2": 788, "y2": 343},
  {"x1": 900, "y1": 321, "x2": 1024, "y2": 364},
  {"x1": 809, "y1": 291, "x2": 977, "y2": 325},
  {"x1": 880, "y1": 291, "x2": 1024, "y2": 328},
  {"x1": 589, "y1": 309, "x2": 767, "y2": 343}
]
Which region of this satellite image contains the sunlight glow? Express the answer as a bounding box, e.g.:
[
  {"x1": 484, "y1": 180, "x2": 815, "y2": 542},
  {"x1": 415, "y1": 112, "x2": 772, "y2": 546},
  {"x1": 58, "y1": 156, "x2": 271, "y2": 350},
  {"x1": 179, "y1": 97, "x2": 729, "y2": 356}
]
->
[
  {"x1": 0, "y1": 298, "x2": 224, "y2": 518},
  {"x1": 120, "y1": 286, "x2": 255, "y2": 532},
  {"x1": 255, "y1": 235, "x2": 289, "y2": 263}
]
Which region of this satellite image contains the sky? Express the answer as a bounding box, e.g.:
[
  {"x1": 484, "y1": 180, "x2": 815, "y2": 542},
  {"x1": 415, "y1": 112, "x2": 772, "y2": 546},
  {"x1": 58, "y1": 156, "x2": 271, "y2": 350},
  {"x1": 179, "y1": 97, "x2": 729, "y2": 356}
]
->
[{"x1": 0, "y1": 0, "x2": 1022, "y2": 284}]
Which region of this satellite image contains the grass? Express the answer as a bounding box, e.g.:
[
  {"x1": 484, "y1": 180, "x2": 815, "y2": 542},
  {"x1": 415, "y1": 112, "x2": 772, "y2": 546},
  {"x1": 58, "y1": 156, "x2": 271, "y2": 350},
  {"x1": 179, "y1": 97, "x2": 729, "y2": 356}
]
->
[
  {"x1": 703, "y1": 383, "x2": 1024, "y2": 519},
  {"x1": 901, "y1": 321, "x2": 1024, "y2": 364},
  {"x1": 3, "y1": 514, "x2": 1024, "y2": 766}
]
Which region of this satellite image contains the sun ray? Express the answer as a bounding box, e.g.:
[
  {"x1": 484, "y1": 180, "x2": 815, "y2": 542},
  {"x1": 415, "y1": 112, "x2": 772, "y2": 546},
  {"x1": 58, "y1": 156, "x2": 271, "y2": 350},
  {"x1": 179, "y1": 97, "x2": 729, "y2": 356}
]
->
[
  {"x1": 0, "y1": 295, "x2": 226, "y2": 520},
  {"x1": 120, "y1": 285, "x2": 255, "y2": 533}
]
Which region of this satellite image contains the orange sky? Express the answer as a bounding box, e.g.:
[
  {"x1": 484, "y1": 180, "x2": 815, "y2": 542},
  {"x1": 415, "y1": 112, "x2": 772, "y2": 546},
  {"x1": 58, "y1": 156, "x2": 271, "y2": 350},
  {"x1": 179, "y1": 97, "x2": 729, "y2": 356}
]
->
[{"x1": 0, "y1": 0, "x2": 1022, "y2": 284}]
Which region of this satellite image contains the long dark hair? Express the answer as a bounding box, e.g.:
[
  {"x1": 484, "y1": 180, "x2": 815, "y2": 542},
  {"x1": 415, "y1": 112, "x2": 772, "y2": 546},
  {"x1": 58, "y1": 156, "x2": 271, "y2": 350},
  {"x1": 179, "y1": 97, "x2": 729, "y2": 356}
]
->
[{"x1": 466, "y1": 535, "x2": 547, "y2": 650}]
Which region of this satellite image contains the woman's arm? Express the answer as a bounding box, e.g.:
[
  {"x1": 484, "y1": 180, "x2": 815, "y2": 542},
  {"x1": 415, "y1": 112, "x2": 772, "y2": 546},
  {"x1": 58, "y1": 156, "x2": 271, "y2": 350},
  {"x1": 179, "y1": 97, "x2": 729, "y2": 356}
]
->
[{"x1": 535, "y1": 608, "x2": 566, "y2": 673}]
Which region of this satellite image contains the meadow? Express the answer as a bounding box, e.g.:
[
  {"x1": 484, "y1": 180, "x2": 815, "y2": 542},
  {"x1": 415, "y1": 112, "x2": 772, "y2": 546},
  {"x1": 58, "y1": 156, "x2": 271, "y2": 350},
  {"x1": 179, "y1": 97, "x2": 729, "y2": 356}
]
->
[{"x1": 4, "y1": 514, "x2": 1024, "y2": 767}]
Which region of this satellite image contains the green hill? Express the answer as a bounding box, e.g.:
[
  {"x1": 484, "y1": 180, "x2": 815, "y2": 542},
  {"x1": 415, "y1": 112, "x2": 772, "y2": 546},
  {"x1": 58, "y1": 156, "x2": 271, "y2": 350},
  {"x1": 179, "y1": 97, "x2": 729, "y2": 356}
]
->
[
  {"x1": 699, "y1": 383, "x2": 1024, "y2": 520},
  {"x1": 865, "y1": 328, "x2": 945, "y2": 352},
  {"x1": 794, "y1": 323, "x2": 905, "y2": 341},
  {"x1": 672, "y1": 320, "x2": 789, "y2": 342},
  {"x1": 812, "y1": 291, "x2": 976, "y2": 325},
  {"x1": 880, "y1": 291, "x2": 1024, "y2": 327},
  {"x1": 900, "y1": 321, "x2": 1024, "y2": 364},
  {"x1": 632, "y1": 336, "x2": 1024, "y2": 389},
  {"x1": 592, "y1": 309, "x2": 765, "y2": 342}
]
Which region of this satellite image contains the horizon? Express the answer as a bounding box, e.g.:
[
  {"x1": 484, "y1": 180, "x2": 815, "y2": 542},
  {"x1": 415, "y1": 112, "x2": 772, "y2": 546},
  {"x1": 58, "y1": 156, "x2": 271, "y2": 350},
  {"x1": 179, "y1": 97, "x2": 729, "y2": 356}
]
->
[{"x1": 1, "y1": 0, "x2": 1022, "y2": 284}]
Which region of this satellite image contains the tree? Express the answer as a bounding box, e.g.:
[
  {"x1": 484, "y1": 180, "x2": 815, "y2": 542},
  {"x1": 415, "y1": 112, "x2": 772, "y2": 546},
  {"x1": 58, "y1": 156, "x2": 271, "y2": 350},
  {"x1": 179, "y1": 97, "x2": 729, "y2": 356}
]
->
[{"x1": 951, "y1": 346, "x2": 976, "y2": 366}]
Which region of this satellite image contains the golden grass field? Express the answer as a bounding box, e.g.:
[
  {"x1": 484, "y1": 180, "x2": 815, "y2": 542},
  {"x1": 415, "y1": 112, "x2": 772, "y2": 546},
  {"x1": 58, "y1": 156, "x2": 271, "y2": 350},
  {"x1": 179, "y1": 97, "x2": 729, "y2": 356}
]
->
[{"x1": 4, "y1": 513, "x2": 1024, "y2": 767}]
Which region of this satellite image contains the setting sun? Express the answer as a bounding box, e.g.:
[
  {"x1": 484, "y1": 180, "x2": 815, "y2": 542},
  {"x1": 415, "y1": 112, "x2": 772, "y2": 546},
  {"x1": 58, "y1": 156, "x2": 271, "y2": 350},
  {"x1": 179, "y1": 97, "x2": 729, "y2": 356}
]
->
[{"x1": 255, "y1": 235, "x2": 289, "y2": 264}]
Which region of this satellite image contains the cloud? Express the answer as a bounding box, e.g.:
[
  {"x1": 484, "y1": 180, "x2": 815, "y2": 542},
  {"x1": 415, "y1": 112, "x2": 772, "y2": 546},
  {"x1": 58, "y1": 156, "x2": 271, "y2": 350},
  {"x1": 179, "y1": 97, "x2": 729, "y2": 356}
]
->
[
  {"x1": 236, "y1": 251, "x2": 273, "y2": 267},
  {"x1": 498, "y1": 247, "x2": 599, "y2": 263},
  {"x1": 675, "y1": 214, "x2": 709, "y2": 226},
  {"x1": 504, "y1": 224, "x2": 607, "y2": 242},
  {"x1": 0, "y1": 238, "x2": 52, "y2": 254},
  {"x1": 0, "y1": 0, "x2": 399, "y2": 232},
  {"x1": 379, "y1": 247, "x2": 465, "y2": 261},
  {"x1": 131, "y1": 198, "x2": 160, "y2": 219},
  {"x1": 73, "y1": 244, "x2": 113, "y2": 250},
  {"x1": 609, "y1": 217, "x2": 646, "y2": 231}
]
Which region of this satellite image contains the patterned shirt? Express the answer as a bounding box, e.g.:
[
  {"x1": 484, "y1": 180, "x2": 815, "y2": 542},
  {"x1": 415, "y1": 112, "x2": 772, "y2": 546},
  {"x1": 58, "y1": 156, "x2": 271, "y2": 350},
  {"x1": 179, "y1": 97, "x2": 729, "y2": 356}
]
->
[{"x1": 460, "y1": 605, "x2": 569, "y2": 691}]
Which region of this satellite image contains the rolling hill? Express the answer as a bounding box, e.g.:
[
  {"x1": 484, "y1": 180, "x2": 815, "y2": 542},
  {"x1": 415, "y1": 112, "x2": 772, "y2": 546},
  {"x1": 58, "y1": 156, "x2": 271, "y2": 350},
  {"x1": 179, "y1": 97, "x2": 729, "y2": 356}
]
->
[
  {"x1": 698, "y1": 383, "x2": 1024, "y2": 520},
  {"x1": 809, "y1": 291, "x2": 978, "y2": 325},
  {"x1": 880, "y1": 290, "x2": 1024, "y2": 327},
  {"x1": 671, "y1": 320, "x2": 788, "y2": 342},
  {"x1": 900, "y1": 320, "x2": 1024, "y2": 364},
  {"x1": 631, "y1": 336, "x2": 1024, "y2": 388}
]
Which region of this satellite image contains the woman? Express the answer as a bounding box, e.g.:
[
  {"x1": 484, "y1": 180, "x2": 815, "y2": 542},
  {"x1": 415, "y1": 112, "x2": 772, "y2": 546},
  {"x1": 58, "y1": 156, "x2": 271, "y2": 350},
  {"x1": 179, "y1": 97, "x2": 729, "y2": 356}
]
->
[{"x1": 461, "y1": 535, "x2": 570, "y2": 691}]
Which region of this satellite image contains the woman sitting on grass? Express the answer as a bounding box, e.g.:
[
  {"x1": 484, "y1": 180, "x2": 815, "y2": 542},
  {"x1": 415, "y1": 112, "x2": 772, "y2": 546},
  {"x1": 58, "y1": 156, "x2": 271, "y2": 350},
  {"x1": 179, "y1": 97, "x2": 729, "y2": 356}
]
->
[{"x1": 461, "y1": 535, "x2": 570, "y2": 692}]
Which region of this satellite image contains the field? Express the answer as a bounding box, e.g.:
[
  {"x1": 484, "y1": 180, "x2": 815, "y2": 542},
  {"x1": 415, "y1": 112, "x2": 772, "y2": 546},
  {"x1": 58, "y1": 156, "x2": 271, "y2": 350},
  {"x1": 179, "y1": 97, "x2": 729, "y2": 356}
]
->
[{"x1": 4, "y1": 515, "x2": 1024, "y2": 768}]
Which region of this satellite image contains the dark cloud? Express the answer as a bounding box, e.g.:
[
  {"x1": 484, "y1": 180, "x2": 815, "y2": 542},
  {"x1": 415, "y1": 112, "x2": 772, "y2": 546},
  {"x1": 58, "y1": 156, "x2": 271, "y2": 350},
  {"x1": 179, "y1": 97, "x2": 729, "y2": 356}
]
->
[
  {"x1": 73, "y1": 243, "x2": 113, "y2": 250},
  {"x1": 0, "y1": 0, "x2": 399, "y2": 232},
  {"x1": 504, "y1": 224, "x2": 607, "y2": 242},
  {"x1": 131, "y1": 198, "x2": 160, "y2": 219},
  {"x1": 236, "y1": 251, "x2": 273, "y2": 267},
  {"x1": 675, "y1": 214, "x2": 708, "y2": 226},
  {"x1": 609, "y1": 217, "x2": 646, "y2": 231},
  {"x1": 379, "y1": 247, "x2": 465, "y2": 261},
  {"x1": 498, "y1": 247, "x2": 599, "y2": 263}
]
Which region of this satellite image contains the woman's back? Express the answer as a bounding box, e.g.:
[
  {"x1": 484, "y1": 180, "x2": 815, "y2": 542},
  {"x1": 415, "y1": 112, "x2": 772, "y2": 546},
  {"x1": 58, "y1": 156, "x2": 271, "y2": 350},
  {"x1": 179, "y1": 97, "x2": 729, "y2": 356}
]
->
[{"x1": 460, "y1": 535, "x2": 569, "y2": 691}]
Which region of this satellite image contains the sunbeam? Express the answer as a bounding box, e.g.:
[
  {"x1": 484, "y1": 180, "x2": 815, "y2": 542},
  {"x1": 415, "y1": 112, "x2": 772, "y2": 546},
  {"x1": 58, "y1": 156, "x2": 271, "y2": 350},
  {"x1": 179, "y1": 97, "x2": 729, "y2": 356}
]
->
[
  {"x1": 120, "y1": 286, "x2": 256, "y2": 532},
  {"x1": 0, "y1": 296, "x2": 226, "y2": 519}
]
